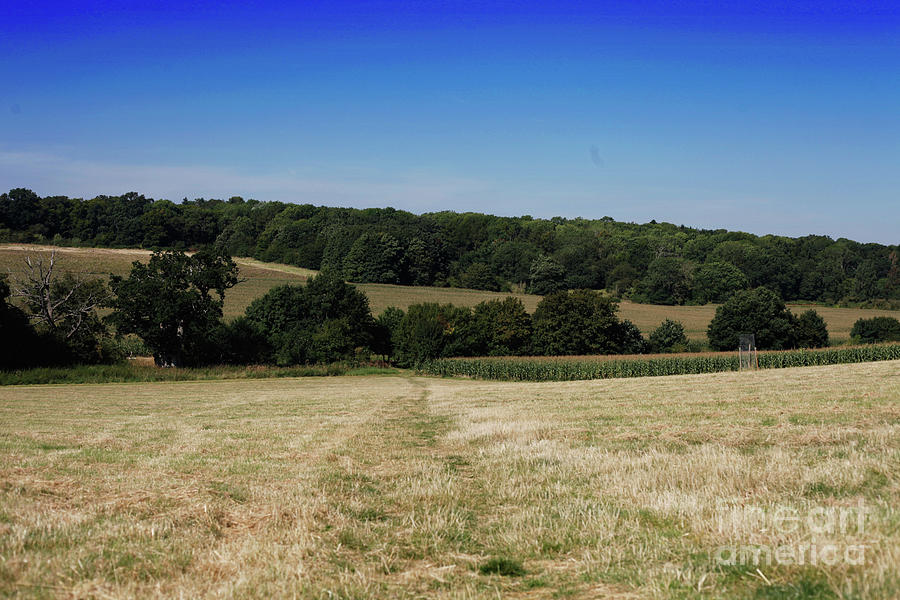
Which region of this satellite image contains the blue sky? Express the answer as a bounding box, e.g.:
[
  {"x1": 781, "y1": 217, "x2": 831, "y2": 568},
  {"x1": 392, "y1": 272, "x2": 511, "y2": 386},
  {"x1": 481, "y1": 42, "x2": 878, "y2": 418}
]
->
[{"x1": 1, "y1": 1, "x2": 898, "y2": 243}]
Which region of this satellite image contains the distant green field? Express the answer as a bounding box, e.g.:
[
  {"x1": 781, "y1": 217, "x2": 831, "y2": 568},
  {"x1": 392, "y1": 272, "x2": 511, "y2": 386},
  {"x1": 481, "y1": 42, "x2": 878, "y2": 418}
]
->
[{"x1": 2, "y1": 244, "x2": 899, "y2": 340}]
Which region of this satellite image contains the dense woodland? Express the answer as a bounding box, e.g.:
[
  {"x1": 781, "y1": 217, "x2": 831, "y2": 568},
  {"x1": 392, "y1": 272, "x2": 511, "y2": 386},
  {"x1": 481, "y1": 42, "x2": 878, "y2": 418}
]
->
[{"x1": 1, "y1": 188, "x2": 899, "y2": 306}]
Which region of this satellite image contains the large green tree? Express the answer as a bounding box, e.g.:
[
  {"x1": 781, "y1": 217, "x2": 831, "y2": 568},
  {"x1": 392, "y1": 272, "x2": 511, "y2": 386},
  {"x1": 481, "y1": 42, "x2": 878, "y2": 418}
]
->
[
  {"x1": 468, "y1": 297, "x2": 533, "y2": 356},
  {"x1": 635, "y1": 257, "x2": 694, "y2": 305},
  {"x1": 342, "y1": 232, "x2": 404, "y2": 284},
  {"x1": 531, "y1": 289, "x2": 623, "y2": 355},
  {"x1": 707, "y1": 287, "x2": 798, "y2": 351},
  {"x1": 392, "y1": 303, "x2": 474, "y2": 367},
  {"x1": 244, "y1": 273, "x2": 375, "y2": 365},
  {"x1": 692, "y1": 262, "x2": 749, "y2": 304},
  {"x1": 405, "y1": 235, "x2": 448, "y2": 286},
  {"x1": 648, "y1": 319, "x2": 689, "y2": 353},
  {"x1": 794, "y1": 310, "x2": 829, "y2": 348},
  {"x1": 489, "y1": 240, "x2": 538, "y2": 285},
  {"x1": 528, "y1": 255, "x2": 566, "y2": 295},
  {"x1": 108, "y1": 248, "x2": 239, "y2": 366}
]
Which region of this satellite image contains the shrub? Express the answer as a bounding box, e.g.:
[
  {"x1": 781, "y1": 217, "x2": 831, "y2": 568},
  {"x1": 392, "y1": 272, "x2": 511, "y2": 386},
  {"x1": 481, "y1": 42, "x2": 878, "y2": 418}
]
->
[
  {"x1": 648, "y1": 319, "x2": 688, "y2": 353},
  {"x1": 212, "y1": 317, "x2": 272, "y2": 364},
  {"x1": 0, "y1": 274, "x2": 42, "y2": 369},
  {"x1": 614, "y1": 319, "x2": 647, "y2": 354},
  {"x1": 371, "y1": 307, "x2": 405, "y2": 360},
  {"x1": 851, "y1": 316, "x2": 900, "y2": 344},
  {"x1": 392, "y1": 303, "x2": 474, "y2": 367},
  {"x1": 794, "y1": 310, "x2": 829, "y2": 348},
  {"x1": 110, "y1": 334, "x2": 152, "y2": 358},
  {"x1": 5, "y1": 254, "x2": 118, "y2": 366}
]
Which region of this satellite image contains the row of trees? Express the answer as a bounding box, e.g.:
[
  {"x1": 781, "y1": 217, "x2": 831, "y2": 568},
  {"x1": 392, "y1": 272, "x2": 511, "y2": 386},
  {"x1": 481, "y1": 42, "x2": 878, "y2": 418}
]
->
[
  {"x1": 4, "y1": 247, "x2": 898, "y2": 372},
  {"x1": 197, "y1": 286, "x2": 696, "y2": 368},
  {"x1": 706, "y1": 287, "x2": 829, "y2": 350},
  {"x1": 384, "y1": 292, "x2": 651, "y2": 367},
  {"x1": 0, "y1": 249, "x2": 692, "y2": 369},
  {"x1": 383, "y1": 288, "x2": 838, "y2": 365},
  {"x1": 102, "y1": 265, "x2": 865, "y2": 368},
  {"x1": 3, "y1": 188, "x2": 898, "y2": 306},
  {"x1": 106, "y1": 261, "x2": 662, "y2": 368}
]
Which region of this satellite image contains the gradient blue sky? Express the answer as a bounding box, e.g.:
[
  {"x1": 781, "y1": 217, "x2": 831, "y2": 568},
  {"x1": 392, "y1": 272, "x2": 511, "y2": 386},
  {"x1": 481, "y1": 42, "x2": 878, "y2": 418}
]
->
[{"x1": 2, "y1": 1, "x2": 898, "y2": 243}]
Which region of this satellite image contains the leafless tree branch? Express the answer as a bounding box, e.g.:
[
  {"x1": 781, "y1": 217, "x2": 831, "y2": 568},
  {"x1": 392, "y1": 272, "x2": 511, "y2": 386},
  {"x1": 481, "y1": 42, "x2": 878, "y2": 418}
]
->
[{"x1": 9, "y1": 251, "x2": 110, "y2": 339}]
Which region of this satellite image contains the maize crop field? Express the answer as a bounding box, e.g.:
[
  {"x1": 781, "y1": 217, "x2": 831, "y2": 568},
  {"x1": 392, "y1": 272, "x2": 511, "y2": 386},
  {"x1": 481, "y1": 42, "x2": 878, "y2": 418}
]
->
[{"x1": 420, "y1": 343, "x2": 900, "y2": 381}]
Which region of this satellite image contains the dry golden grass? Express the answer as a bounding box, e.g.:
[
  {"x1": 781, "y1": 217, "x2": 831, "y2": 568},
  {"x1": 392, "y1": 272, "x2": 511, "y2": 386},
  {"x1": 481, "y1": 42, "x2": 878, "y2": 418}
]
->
[
  {"x1": 2, "y1": 244, "x2": 899, "y2": 339},
  {"x1": 617, "y1": 301, "x2": 717, "y2": 340},
  {"x1": 1, "y1": 361, "x2": 899, "y2": 598}
]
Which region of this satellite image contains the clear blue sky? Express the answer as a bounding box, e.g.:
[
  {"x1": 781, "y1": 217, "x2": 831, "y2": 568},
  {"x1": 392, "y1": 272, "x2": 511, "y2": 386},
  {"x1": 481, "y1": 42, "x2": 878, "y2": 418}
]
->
[{"x1": 1, "y1": 1, "x2": 898, "y2": 243}]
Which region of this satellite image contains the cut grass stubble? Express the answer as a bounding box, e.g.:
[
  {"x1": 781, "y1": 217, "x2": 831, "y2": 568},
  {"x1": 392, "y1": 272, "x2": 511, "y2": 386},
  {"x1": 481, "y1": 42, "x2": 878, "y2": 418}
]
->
[{"x1": 1, "y1": 361, "x2": 899, "y2": 598}]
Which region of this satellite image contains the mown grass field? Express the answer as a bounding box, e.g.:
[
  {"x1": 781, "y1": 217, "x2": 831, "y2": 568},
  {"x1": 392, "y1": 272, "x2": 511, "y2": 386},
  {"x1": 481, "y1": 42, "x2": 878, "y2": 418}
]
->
[
  {"x1": 1, "y1": 361, "x2": 898, "y2": 598},
  {"x1": 2, "y1": 244, "x2": 899, "y2": 340}
]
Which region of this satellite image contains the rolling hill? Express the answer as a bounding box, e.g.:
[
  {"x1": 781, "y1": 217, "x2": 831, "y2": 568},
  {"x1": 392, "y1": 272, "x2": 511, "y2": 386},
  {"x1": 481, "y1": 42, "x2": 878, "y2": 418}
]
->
[{"x1": 2, "y1": 244, "x2": 898, "y2": 342}]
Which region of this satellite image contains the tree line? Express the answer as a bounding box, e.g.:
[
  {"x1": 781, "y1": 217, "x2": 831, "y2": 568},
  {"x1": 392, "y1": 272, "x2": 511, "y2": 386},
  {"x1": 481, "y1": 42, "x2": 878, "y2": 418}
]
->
[
  {"x1": 2, "y1": 188, "x2": 899, "y2": 307},
  {"x1": 4, "y1": 247, "x2": 899, "y2": 371}
]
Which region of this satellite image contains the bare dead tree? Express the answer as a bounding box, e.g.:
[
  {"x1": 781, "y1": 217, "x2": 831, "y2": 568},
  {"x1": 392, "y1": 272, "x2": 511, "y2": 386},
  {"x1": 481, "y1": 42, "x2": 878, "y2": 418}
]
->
[{"x1": 9, "y1": 250, "x2": 111, "y2": 340}]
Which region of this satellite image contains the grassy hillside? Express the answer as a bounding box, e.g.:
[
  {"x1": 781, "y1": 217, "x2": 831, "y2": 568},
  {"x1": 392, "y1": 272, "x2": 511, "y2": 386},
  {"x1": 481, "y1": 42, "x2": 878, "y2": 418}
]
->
[
  {"x1": 3, "y1": 244, "x2": 899, "y2": 341},
  {"x1": 1, "y1": 361, "x2": 898, "y2": 597}
]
